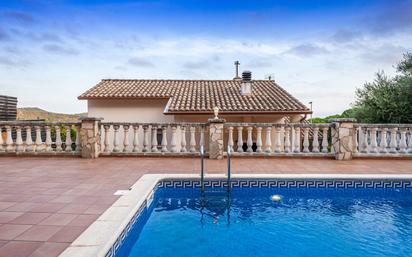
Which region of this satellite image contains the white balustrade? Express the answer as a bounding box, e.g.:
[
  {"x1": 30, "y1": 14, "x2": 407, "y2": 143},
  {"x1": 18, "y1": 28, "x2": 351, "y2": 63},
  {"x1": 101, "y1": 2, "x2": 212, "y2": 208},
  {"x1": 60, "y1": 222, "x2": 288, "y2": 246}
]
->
[
  {"x1": 399, "y1": 128, "x2": 407, "y2": 153},
  {"x1": 369, "y1": 127, "x2": 378, "y2": 153},
  {"x1": 227, "y1": 127, "x2": 234, "y2": 153},
  {"x1": 379, "y1": 128, "x2": 388, "y2": 154},
  {"x1": 133, "y1": 125, "x2": 140, "y2": 152},
  {"x1": 5, "y1": 126, "x2": 14, "y2": 152},
  {"x1": 151, "y1": 126, "x2": 158, "y2": 152},
  {"x1": 0, "y1": 127, "x2": 4, "y2": 152},
  {"x1": 161, "y1": 126, "x2": 168, "y2": 152},
  {"x1": 26, "y1": 126, "x2": 35, "y2": 152},
  {"x1": 15, "y1": 126, "x2": 24, "y2": 152},
  {"x1": 142, "y1": 125, "x2": 150, "y2": 152},
  {"x1": 45, "y1": 126, "x2": 52, "y2": 152},
  {"x1": 389, "y1": 127, "x2": 398, "y2": 153},
  {"x1": 321, "y1": 127, "x2": 329, "y2": 153},
  {"x1": 264, "y1": 127, "x2": 272, "y2": 153},
  {"x1": 274, "y1": 126, "x2": 282, "y2": 153},
  {"x1": 256, "y1": 127, "x2": 262, "y2": 153},
  {"x1": 237, "y1": 127, "x2": 243, "y2": 152},
  {"x1": 293, "y1": 126, "x2": 300, "y2": 153},
  {"x1": 312, "y1": 127, "x2": 320, "y2": 153},
  {"x1": 65, "y1": 125, "x2": 72, "y2": 152},
  {"x1": 302, "y1": 127, "x2": 310, "y2": 153},
  {"x1": 284, "y1": 126, "x2": 291, "y2": 153},
  {"x1": 123, "y1": 125, "x2": 130, "y2": 153},
  {"x1": 180, "y1": 126, "x2": 187, "y2": 153},
  {"x1": 170, "y1": 125, "x2": 178, "y2": 153},
  {"x1": 189, "y1": 126, "x2": 196, "y2": 153},
  {"x1": 103, "y1": 125, "x2": 111, "y2": 153}
]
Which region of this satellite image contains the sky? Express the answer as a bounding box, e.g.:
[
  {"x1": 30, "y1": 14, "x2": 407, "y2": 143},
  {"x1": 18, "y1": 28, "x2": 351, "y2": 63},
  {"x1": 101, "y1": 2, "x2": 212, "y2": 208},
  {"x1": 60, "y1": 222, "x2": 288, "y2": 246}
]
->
[{"x1": 0, "y1": 0, "x2": 411, "y2": 117}]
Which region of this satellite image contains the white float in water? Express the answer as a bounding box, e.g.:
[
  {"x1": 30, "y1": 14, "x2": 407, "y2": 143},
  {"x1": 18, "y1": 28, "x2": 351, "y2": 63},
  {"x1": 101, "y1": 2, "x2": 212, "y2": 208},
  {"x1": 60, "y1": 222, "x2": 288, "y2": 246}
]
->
[{"x1": 271, "y1": 194, "x2": 282, "y2": 201}]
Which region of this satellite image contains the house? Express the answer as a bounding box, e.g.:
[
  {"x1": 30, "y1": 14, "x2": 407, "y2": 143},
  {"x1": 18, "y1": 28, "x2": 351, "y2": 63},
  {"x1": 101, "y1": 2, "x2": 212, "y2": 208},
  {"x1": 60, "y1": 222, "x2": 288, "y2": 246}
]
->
[{"x1": 78, "y1": 71, "x2": 311, "y2": 123}]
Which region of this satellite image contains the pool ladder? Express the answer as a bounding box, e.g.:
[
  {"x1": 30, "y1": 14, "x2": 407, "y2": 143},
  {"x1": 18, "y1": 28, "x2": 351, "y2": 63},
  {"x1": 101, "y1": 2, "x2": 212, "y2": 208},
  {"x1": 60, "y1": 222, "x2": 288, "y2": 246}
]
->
[{"x1": 200, "y1": 145, "x2": 231, "y2": 193}]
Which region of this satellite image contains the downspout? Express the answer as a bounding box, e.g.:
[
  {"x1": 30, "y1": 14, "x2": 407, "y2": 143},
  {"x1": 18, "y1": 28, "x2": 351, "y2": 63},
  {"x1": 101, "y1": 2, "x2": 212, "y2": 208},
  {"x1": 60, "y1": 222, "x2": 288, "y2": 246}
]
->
[{"x1": 300, "y1": 114, "x2": 307, "y2": 123}]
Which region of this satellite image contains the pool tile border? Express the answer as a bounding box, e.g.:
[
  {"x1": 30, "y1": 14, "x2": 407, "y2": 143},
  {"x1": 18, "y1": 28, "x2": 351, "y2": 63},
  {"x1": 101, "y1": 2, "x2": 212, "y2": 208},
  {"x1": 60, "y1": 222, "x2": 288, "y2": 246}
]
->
[{"x1": 58, "y1": 174, "x2": 412, "y2": 257}]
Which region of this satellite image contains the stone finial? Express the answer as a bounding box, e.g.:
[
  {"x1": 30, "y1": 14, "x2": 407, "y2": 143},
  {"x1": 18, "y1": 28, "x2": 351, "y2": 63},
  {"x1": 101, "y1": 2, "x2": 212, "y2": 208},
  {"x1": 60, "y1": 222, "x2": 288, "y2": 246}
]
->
[{"x1": 213, "y1": 106, "x2": 219, "y2": 120}]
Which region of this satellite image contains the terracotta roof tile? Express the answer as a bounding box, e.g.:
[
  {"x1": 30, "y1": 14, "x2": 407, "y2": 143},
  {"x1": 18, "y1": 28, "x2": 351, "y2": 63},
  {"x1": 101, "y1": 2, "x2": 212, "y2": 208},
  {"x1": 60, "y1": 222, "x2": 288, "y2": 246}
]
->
[{"x1": 78, "y1": 79, "x2": 310, "y2": 114}]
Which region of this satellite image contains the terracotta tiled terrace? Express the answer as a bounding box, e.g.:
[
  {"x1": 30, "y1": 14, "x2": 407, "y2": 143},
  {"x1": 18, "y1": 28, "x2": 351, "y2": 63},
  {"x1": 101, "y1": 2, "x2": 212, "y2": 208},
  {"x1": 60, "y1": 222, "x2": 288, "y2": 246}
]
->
[{"x1": 0, "y1": 157, "x2": 411, "y2": 257}]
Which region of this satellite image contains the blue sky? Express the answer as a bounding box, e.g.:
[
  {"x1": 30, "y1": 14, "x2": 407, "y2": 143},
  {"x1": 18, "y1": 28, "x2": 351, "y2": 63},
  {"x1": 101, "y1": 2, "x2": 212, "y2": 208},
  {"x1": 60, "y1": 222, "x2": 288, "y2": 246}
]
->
[{"x1": 1, "y1": 0, "x2": 411, "y2": 117}]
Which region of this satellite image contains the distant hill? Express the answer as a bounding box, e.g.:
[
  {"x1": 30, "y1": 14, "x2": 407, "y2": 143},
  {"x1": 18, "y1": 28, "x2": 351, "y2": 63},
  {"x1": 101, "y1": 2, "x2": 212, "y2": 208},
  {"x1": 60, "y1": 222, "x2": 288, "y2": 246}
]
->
[{"x1": 17, "y1": 107, "x2": 86, "y2": 122}]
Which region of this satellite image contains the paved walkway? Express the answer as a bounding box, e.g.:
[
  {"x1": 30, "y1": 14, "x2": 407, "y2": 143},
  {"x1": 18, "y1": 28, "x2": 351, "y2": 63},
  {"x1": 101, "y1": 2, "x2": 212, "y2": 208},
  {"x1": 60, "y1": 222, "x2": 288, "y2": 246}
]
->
[{"x1": 0, "y1": 157, "x2": 411, "y2": 257}]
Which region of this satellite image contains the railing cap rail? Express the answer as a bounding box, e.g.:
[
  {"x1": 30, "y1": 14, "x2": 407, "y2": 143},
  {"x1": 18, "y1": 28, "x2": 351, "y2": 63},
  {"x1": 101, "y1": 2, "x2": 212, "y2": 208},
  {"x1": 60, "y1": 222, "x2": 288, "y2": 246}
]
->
[
  {"x1": 100, "y1": 122, "x2": 207, "y2": 127},
  {"x1": 0, "y1": 121, "x2": 80, "y2": 126},
  {"x1": 224, "y1": 122, "x2": 331, "y2": 128},
  {"x1": 354, "y1": 123, "x2": 412, "y2": 128}
]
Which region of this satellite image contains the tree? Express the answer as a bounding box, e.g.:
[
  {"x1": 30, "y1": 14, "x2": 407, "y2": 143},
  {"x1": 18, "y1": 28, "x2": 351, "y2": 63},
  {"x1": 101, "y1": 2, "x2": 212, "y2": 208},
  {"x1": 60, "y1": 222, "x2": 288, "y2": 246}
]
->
[
  {"x1": 309, "y1": 52, "x2": 412, "y2": 123},
  {"x1": 352, "y1": 52, "x2": 412, "y2": 123}
]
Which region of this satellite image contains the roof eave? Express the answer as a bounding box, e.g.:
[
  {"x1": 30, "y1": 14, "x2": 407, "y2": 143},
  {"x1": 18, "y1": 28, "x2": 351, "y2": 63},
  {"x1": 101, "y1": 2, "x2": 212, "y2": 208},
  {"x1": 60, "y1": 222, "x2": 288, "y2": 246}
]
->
[{"x1": 164, "y1": 110, "x2": 312, "y2": 115}]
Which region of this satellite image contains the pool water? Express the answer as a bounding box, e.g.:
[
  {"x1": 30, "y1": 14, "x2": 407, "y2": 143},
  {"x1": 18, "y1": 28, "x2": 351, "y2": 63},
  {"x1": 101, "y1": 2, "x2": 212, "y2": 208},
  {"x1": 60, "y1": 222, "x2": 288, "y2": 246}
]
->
[{"x1": 120, "y1": 187, "x2": 412, "y2": 257}]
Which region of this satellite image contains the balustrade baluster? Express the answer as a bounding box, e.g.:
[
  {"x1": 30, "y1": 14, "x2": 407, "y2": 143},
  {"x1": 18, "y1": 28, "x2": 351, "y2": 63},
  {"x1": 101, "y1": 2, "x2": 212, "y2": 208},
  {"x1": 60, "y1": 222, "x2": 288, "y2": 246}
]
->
[
  {"x1": 399, "y1": 128, "x2": 407, "y2": 154},
  {"x1": 75, "y1": 125, "x2": 81, "y2": 153},
  {"x1": 312, "y1": 127, "x2": 320, "y2": 153},
  {"x1": 379, "y1": 128, "x2": 388, "y2": 154},
  {"x1": 180, "y1": 126, "x2": 187, "y2": 153},
  {"x1": 123, "y1": 125, "x2": 130, "y2": 153},
  {"x1": 113, "y1": 125, "x2": 120, "y2": 152},
  {"x1": 353, "y1": 127, "x2": 359, "y2": 153},
  {"x1": 65, "y1": 125, "x2": 72, "y2": 152},
  {"x1": 45, "y1": 126, "x2": 52, "y2": 152},
  {"x1": 0, "y1": 125, "x2": 4, "y2": 152},
  {"x1": 54, "y1": 126, "x2": 62, "y2": 152},
  {"x1": 161, "y1": 126, "x2": 168, "y2": 152},
  {"x1": 200, "y1": 126, "x2": 205, "y2": 149},
  {"x1": 389, "y1": 127, "x2": 398, "y2": 153},
  {"x1": 142, "y1": 125, "x2": 150, "y2": 152},
  {"x1": 284, "y1": 126, "x2": 291, "y2": 153},
  {"x1": 246, "y1": 127, "x2": 253, "y2": 153},
  {"x1": 151, "y1": 126, "x2": 158, "y2": 152},
  {"x1": 34, "y1": 126, "x2": 44, "y2": 152},
  {"x1": 256, "y1": 127, "x2": 262, "y2": 153},
  {"x1": 303, "y1": 127, "x2": 310, "y2": 153},
  {"x1": 237, "y1": 127, "x2": 244, "y2": 152},
  {"x1": 132, "y1": 125, "x2": 140, "y2": 152},
  {"x1": 103, "y1": 125, "x2": 111, "y2": 153},
  {"x1": 264, "y1": 127, "x2": 272, "y2": 153},
  {"x1": 5, "y1": 126, "x2": 14, "y2": 152},
  {"x1": 275, "y1": 126, "x2": 282, "y2": 153},
  {"x1": 227, "y1": 126, "x2": 234, "y2": 152},
  {"x1": 15, "y1": 126, "x2": 23, "y2": 152},
  {"x1": 321, "y1": 127, "x2": 329, "y2": 153},
  {"x1": 170, "y1": 125, "x2": 178, "y2": 153},
  {"x1": 407, "y1": 129, "x2": 412, "y2": 154},
  {"x1": 293, "y1": 126, "x2": 301, "y2": 153},
  {"x1": 189, "y1": 126, "x2": 196, "y2": 152},
  {"x1": 370, "y1": 127, "x2": 378, "y2": 153},
  {"x1": 361, "y1": 128, "x2": 369, "y2": 153}
]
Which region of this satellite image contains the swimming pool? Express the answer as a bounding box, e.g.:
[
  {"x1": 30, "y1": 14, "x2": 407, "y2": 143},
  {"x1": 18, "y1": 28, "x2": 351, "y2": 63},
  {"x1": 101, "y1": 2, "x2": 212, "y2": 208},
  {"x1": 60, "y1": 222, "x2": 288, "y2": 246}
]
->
[
  {"x1": 59, "y1": 174, "x2": 412, "y2": 257},
  {"x1": 109, "y1": 177, "x2": 412, "y2": 257}
]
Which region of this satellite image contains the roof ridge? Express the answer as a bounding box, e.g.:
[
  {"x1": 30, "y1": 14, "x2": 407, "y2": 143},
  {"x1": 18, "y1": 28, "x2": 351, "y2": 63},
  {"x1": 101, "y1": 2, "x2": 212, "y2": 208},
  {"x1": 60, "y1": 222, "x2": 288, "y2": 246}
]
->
[{"x1": 101, "y1": 79, "x2": 271, "y2": 82}]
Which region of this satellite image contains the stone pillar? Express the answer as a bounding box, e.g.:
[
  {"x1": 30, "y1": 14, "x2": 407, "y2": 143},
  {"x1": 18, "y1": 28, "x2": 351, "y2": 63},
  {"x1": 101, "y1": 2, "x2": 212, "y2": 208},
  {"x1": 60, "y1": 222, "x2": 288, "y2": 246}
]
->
[
  {"x1": 80, "y1": 117, "x2": 102, "y2": 159},
  {"x1": 208, "y1": 118, "x2": 225, "y2": 159},
  {"x1": 330, "y1": 118, "x2": 356, "y2": 160}
]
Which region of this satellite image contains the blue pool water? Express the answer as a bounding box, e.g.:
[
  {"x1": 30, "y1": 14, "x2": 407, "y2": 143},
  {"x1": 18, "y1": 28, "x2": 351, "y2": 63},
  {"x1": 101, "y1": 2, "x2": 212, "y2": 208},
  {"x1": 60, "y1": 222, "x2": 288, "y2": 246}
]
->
[{"x1": 116, "y1": 182, "x2": 412, "y2": 257}]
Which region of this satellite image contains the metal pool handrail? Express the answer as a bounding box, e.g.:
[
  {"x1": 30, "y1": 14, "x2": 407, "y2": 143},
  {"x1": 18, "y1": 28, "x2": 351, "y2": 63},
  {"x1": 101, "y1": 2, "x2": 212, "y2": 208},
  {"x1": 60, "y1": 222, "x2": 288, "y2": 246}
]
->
[
  {"x1": 200, "y1": 145, "x2": 205, "y2": 192},
  {"x1": 227, "y1": 145, "x2": 231, "y2": 192}
]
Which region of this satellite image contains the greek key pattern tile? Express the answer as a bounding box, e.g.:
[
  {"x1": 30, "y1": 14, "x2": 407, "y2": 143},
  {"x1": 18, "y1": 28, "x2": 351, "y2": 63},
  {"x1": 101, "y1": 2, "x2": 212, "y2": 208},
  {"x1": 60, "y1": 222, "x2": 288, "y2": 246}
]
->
[
  {"x1": 158, "y1": 179, "x2": 412, "y2": 189},
  {"x1": 105, "y1": 200, "x2": 147, "y2": 257}
]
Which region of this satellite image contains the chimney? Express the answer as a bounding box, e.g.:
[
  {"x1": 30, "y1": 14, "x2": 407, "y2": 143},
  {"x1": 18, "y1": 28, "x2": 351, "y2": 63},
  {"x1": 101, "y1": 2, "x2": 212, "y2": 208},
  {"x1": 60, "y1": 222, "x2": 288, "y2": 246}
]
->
[
  {"x1": 241, "y1": 71, "x2": 252, "y2": 95},
  {"x1": 233, "y1": 60, "x2": 241, "y2": 81}
]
